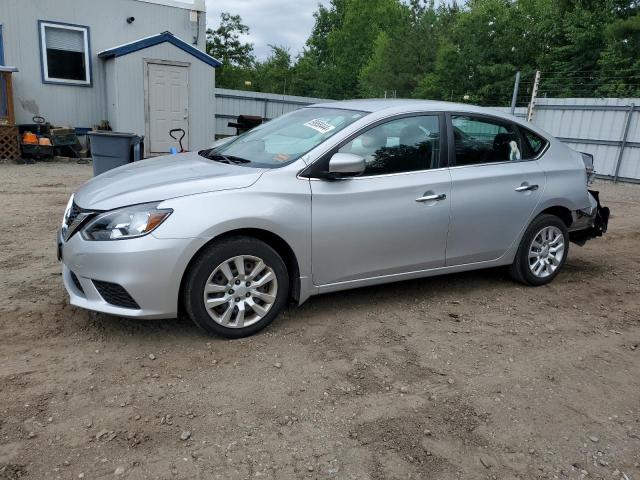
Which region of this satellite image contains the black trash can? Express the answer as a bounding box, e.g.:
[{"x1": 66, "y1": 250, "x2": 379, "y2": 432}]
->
[{"x1": 88, "y1": 131, "x2": 144, "y2": 176}]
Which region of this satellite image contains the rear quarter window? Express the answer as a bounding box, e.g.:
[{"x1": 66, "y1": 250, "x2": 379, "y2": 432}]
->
[{"x1": 521, "y1": 128, "x2": 548, "y2": 158}]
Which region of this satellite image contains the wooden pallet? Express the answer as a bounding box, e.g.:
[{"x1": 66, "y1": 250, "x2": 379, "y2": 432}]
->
[{"x1": 0, "y1": 125, "x2": 20, "y2": 161}]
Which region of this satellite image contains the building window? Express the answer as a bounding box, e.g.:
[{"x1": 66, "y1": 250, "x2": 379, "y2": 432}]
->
[{"x1": 39, "y1": 21, "x2": 91, "y2": 85}]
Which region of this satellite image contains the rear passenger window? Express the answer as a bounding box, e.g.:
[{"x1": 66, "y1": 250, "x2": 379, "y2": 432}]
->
[
  {"x1": 452, "y1": 116, "x2": 523, "y2": 166},
  {"x1": 521, "y1": 128, "x2": 548, "y2": 158}
]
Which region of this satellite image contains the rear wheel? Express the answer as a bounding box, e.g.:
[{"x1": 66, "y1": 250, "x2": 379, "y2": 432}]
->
[
  {"x1": 183, "y1": 236, "x2": 289, "y2": 338},
  {"x1": 509, "y1": 214, "x2": 569, "y2": 286}
]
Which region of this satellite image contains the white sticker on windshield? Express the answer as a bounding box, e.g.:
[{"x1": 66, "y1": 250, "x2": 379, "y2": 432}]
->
[{"x1": 303, "y1": 119, "x2": 336, "y2": 134}]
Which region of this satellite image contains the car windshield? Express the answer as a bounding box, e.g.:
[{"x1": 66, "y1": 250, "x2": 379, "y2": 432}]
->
[{"x1": 199, "y1": 107, "x2": 366, "y2": 167}]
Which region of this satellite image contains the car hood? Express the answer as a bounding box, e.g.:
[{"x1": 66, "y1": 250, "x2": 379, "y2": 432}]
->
[{"x1": 74, "y1": 152, "x2": 264, "y2": 210}]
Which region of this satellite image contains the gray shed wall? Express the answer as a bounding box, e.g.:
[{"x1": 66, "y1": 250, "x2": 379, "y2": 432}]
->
[
  {"x1": 108, "y1": 43, "x2": 215, "y2": 151},
  {"x1": 0, "y1": 0, "x2": 206, "y2": 127}
]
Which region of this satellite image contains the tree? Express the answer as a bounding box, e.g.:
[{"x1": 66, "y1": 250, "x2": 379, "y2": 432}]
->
[
  {"x1": 326, "y1": 0, "x2": 403, "y2": 98},
  {"x1": 360, "y1": 0, "x2": 440, "y2": 97},
  {"x1": 214, "y1": 0, "x2": 640, "y2": 103},
  {"x1": 206, "y1": 13, "x2": 255, "y2": 67},
  {"x1": 597, "y1": 12, "x2": 640, "y2": 96},
  {"x1": 206, "y1": 13, "x2": 255, "y2": 88},
  {"x1": 253, "y1": 46, "x2": 293, "y2": 94}
]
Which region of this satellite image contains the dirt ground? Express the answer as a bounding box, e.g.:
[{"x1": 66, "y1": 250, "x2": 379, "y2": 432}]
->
[{"x1": 0, "y1": 162, "x2": 639, "y2": 480}]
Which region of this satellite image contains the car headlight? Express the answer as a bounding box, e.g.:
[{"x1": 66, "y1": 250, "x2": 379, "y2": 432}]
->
[{"x1": 81, "y1": 202, "x2": 172, "y2": 241}]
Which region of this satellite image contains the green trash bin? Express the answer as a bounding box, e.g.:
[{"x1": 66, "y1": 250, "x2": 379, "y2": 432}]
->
[{"x1": 88, "y1": 131, "x2": 144, "y2": 176}]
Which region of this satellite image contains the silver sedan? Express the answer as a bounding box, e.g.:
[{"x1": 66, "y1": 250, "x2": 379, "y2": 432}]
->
[{"x1": 58, "y1": 100, "x2": 609, "y2": 337}]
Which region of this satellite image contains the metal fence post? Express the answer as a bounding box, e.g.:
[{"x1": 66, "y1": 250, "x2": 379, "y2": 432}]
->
[
  {"x1": 613, "y1": 103, "x2": 635, "y2": 183},
  {"x1": 510, "y1": 71, "x2": 520, "y2": 115},
  {"x1": 527, "y1": 70, "x2": 540, "y2": 122}
]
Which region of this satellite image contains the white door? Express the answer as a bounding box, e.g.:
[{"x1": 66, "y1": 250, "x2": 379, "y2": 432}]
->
[{"x1": 147, "y1": 62, "x2": 189, "y2": 154}]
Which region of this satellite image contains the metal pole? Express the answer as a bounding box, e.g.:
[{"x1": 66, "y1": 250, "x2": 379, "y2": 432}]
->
[
  {"x1": 527, "y1": 70, "x2": 541, "y2": 122},
  {"x1": 510, "y1": 71, "x2": 520, "y2": 115},
  {"x1": 613, "y1": 103, "x2": 635, "y2": 183}
]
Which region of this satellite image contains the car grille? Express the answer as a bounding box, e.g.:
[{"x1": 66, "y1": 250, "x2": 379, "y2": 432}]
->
[
  {"x1": 69, "y1": 271, "x2": 85, "y2": 294},
  {"x1": 66, "y1": 202, "x2": 82, "y2": 226},
  {"x1": 62, "y1": 202, "x2": 95, "y2": 241},
  {"x1": 92, "y1": 280, "x2": 140, "y2": 309}
]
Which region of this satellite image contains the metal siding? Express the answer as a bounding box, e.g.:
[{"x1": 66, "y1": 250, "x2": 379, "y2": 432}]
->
[
  {"x1": 214, "y1": 88, "x2": 329, "y2": 136},
  {"x1": 616, "y1": 108, "x2": 640, "y2": 179},
  {"x1": 104, "y1": 58, "x2": 117, "y2": 128},
  {"x1": 0, "y1": 25, "x2": 4, "y2": 65},
  {"x1": 111, "y1": 42, "x2": 214, "y2": 150},
  {"x1": 531, "y1": 98, "x2": 639, "y2": 179},
  {"x1": 0, "y1": 0, "x2": 206, "y2": 127},
  {"x1": 213, "y1": 94, "x2": 640, "y2": 181}
]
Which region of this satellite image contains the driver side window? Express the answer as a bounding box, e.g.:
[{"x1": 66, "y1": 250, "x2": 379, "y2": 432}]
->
[{"x1": 338, "y1": 115, "x2": 441, "y2": 175}]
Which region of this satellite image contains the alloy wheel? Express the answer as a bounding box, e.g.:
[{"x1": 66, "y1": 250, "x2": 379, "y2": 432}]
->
[
  {"x1": 202, "y1": 255, "x2": 278, "y2": 328},
  {"x1": 528, "y1": 225, "x2": 565, "y2": 278}
]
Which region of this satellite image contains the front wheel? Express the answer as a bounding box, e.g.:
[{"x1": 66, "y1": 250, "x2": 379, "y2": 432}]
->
[
  {"x1": 509, "y1": 214, "x2": 569, "y2": 286},
  {"x1": 183, "y1": 236, "x2": 289, "y2": 338}
]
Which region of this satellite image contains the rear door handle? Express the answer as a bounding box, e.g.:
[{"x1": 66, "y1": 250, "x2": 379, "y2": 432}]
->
[
  {"x1": 515, "y1": 184, "x2": 539, "y2": 192},
  {"x1": 416, "y1": 193, "x2": 447, "y2": 203}
]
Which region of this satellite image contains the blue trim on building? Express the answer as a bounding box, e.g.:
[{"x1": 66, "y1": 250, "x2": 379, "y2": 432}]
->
[
  {"x1": 0, "y1": 25, "x2": 5, "y2": 65},
  {"x1": 37, "y1": 20, "x2": 94, "y2": 87},
  {"x1": 98, "y1": 31, "x2": 221, "y2": 68}
]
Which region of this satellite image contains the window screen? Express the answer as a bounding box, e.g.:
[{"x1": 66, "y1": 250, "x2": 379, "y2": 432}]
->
[{"x1": 41, "y1": 23, "x2": 89, "y2": 84}]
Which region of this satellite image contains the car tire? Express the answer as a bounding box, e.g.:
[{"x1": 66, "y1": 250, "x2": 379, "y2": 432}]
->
[
  {"x1": 509, "y1": 214, "x2": 569, "y2": 286},
  {"x1": 183, "y1": 236, "x2": 289, "y2": 338}
]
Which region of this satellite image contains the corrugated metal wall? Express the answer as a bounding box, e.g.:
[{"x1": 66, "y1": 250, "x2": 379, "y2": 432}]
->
[
  {"x1": 214, "y1": 88, "x2": 327, "y2": 137},
  {"x1": 530, "y1": 98, "x2": 639, "y2": 182},
  {"x1": 215, "y1": 91, "x2": 639, "y2": 182}
]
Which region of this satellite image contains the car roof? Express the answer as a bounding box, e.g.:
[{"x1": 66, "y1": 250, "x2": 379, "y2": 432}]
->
[{"x1": 308, "y1": 98, "x2": 521, "y2": 123}]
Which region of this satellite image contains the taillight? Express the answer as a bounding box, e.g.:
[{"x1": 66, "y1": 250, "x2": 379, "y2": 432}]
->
[{"x1": 580, "y1": 152, "x2": 595, "y2": 185}]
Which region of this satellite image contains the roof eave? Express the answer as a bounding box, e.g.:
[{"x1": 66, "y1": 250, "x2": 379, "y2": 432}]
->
[{"x1": 98, "y1": 32, "x2": 221, "y2": 68}]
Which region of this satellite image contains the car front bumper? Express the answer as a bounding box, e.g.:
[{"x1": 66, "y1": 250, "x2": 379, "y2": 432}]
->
[{"x1": 58, "y1": 230, "x2": 205, "y2": 319}]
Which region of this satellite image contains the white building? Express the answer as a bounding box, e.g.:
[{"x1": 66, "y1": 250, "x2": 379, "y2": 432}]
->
[{"x1": 0, "y1": 0, "x2": 220, "y2": 154}]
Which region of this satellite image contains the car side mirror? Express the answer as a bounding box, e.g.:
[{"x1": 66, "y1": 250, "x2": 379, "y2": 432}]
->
[{"x1": 327, "y1": 153, "x2": 365, "y2": 179}]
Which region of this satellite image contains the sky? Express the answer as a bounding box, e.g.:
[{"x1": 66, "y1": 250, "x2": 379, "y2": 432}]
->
[{"x1": 205, "y1": 0, "x2": 329, "y2": 60}]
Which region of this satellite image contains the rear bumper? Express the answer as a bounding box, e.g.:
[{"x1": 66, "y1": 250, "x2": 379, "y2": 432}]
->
[{"x1": 570, "y1": 190, "x2": 610, "y2": 245}]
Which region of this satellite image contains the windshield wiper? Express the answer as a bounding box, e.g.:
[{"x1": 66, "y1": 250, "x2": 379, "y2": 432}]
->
[{"x1": 202, "y1": 152, "x2": 251, "y2": 165}]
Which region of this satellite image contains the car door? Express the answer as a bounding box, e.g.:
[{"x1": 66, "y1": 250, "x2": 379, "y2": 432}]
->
[
  {"x1": 445, "y1": 113, "x2": 546, "y2": 265},
  {"x1": 307, "y1": 113, "x2": 452, "y2": 286}
]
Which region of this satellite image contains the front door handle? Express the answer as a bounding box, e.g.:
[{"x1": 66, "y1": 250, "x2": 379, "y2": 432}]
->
[
  {"x1": 416, "y1": 193, "x2": 447, "y2": 203},
  {"x1": 515, "y1": 184, "x2": 539, "y2": 192}
]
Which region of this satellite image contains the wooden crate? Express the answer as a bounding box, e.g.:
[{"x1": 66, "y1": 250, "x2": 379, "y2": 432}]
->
[{"x1": 0, "y1": 125, "x2": 20, "y2": 161}]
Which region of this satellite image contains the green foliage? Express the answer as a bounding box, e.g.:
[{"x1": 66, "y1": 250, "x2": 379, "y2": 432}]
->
[
  {"x1": 253, "y1": 46, "x2": 293, "y2": 94},
  {"x1": 209, "y1": 0, "x2": 640, "y2": 103},
  {"x1": 597, "y1": 12, "x2": 640, "y2": 96},
  {"x1": 206, "y1": 13, "x2": 256, "y2": 89}
]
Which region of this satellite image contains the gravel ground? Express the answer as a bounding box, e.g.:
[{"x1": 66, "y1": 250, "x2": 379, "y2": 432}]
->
[{"x1": 0, "y1": 162, "x2": 639, "y2": 480}]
